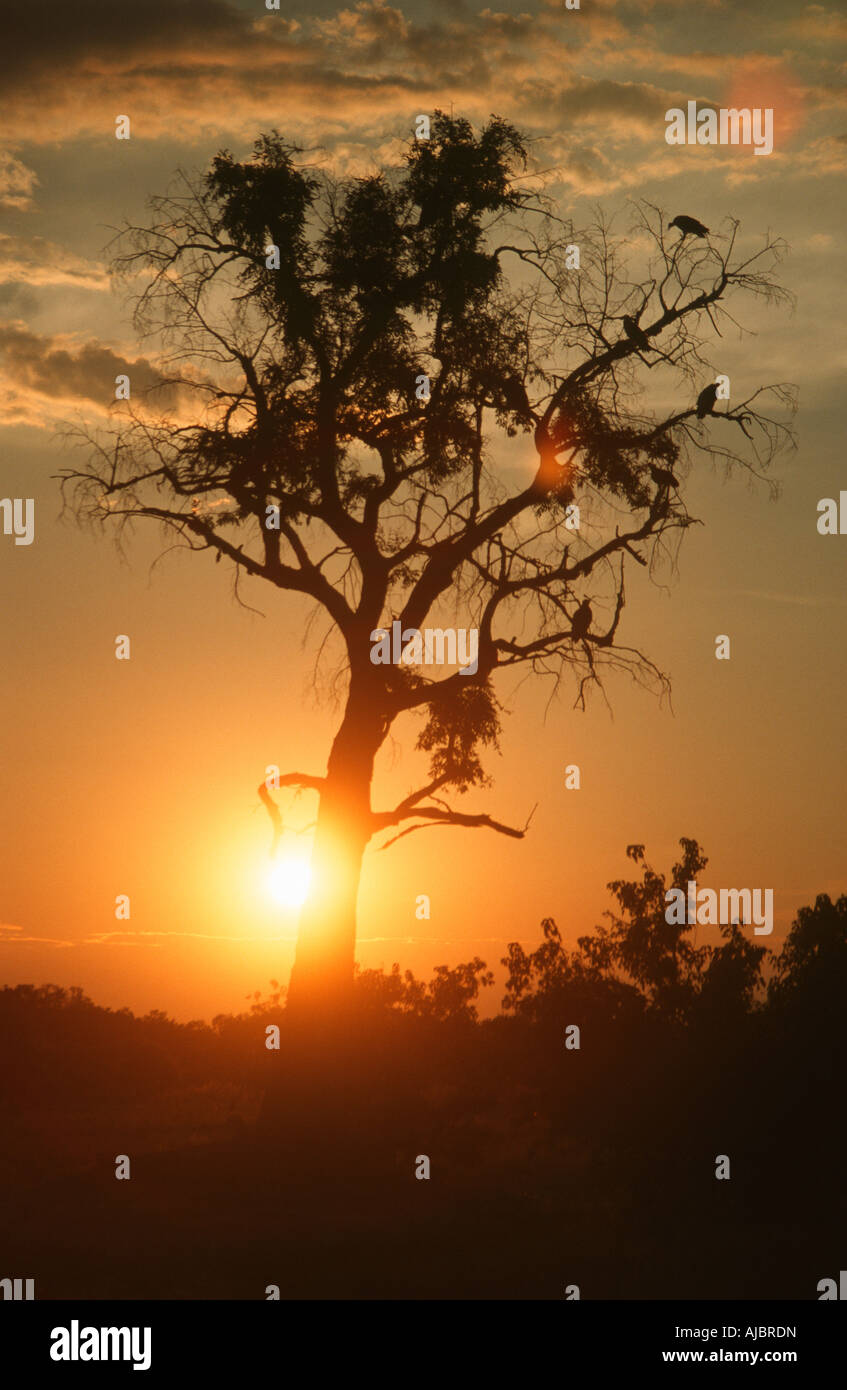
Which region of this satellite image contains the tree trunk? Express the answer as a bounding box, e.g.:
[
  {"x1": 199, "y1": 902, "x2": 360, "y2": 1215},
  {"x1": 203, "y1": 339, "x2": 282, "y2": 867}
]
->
[
  {"x1": 285, "y1": 792, "x2": 369, "y2": 1013},
  {"x1": 260, "y1": 675, "x2": 387, "y2": 1148},
  {"x1": 286, "y1": 676, "x2": 386, "y2": 1017}
]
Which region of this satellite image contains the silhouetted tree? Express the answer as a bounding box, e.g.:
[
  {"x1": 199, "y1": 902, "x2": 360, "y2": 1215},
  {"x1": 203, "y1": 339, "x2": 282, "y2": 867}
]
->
[
  {"x1": 504, "y1": 839, "x2": 768, "y2": 1023},
  {"x1": 63, "y1": 116, "x2": 795, "y2": 1012},
  {"x1": 353, "y1": 957, "x2": 495, "y2": 1022},
  {"x1": 501, "y1": 915, "x2": 643, "y2": 1022},
  {"x1": 582, "y1": 839, "x2": 713, "y2": 1021},
  {"x1": 768, "y1": 891, "x2": 847, "y2": 1019}
]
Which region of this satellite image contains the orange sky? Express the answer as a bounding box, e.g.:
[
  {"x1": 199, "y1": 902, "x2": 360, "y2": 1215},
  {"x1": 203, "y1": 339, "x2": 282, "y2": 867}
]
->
[{"x1": 1, "y1": 0, "x2": 846, "y2": 1020}]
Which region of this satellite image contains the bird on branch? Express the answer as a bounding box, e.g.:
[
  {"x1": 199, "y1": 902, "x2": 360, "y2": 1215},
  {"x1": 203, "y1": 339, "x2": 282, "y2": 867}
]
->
[
  {"x1": 622, "y1": 315, "x2": 650, "y2": 352},
  {"x1": 669, "y1": 214, "x2": 709, "y2": 238},
  {"x1": 570, "y1": 598, "x2": 593, "y2": 641},
  {"x1": 648, "y1": 464, "x2": 679, "y2": 490},
  {"x1": 501, "y1": 372, "x2": 532, "y2": 418},
  {"x1": 696, "y1": 382, "x2": 720, "y2": 419}
]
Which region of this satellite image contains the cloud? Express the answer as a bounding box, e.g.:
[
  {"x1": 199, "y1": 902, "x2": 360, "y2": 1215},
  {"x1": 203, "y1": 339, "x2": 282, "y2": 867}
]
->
[
  {"x1": 0, "y1": 923, "x2": 299, "y2": 948},
  {"x1": 802, "y1": 131, "x2": 847, "y2": 175},
  {"x1": 0, "y1": 923, "x2": 75, "y2": 947},
  {"x1": 0, "y1": 235, "x2": 109, "y2": 291},
  {"x1": 516, "y1": 75, "x2": 690, "y2": 140},
  {"x1": 1, "y1": 1, "x2": 304, "y2": 142},
  {"x1": 83, "y1": 930, "x2": 298, "y2": 945},
  {"x1": 0, "y1": 0, "x2": 761, "y2": 155},
  {"x1": 785, "y1": 3, "x2": 847, "y2": 41},
  {"x1": 0, "y1": 151, "x2": 39, "y2": 209},
  {"x1": 1, "y1": 0, "x2": 284, "y2": 89},
  {"x1": 734, "y1": 589, "x2": 847, "y2": 607},
  {"x1": 0, "y1": 320, "x2": 194, "y2": 427},
  {"x1": 0, "y1": 0, "x2": 839, "y2": 206},
  {"x1": 316, "y1": 0, "x2": 411, "y2": 49}
]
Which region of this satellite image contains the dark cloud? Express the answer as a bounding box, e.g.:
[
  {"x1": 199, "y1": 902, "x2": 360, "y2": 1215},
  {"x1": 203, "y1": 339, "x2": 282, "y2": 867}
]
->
[
  {"x1": 518, "y1": 75, "x2": 683, "y2": 133},
  {"x1": 1, "y1": 0, "x2": 266, "y2": 85},
  {"x1": 1, "y1": 0, "x2": 839, "y2": 197},
  {"x1": 0, "y1": 235, "x2": 108, "y2": 290},
  {"x1": 0, "y1": 283, "x2": 39, "y2": 316},
  {"x1": 0, "y1": 320, "x2": 192, "y2": 426}
]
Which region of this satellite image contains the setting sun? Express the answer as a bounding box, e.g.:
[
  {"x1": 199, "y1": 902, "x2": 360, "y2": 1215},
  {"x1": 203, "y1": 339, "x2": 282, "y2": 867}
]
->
[{"x1": 266, "y1": 857, "x2": 312, "y2": 909}]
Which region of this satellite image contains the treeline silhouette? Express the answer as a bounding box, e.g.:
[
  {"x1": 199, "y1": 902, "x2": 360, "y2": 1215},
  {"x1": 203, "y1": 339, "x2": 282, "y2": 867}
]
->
[{"x1": 1, "y1": 838, "x2": 845, "y2": 1298}]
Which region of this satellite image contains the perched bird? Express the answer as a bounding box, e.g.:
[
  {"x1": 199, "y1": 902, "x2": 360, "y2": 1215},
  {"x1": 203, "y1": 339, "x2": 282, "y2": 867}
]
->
[
  {"x1": 570, "y1": 598, "x2": 593, "y2": 641},
  {"x1": 501, "y1": 372, "x2": 531, "y2": 418},
  {"x1": 669, "y1": 214, "x2": 709, "y2": 238},
  {"x1": 696, "y1": 382, "x2": 720, "y2": 419},
  {"x1": 649, "y1": 464, "x2": 679, "y2": 489},
  {"x1": 623, "y1": 315, "x2": 650, "y2": 351}
]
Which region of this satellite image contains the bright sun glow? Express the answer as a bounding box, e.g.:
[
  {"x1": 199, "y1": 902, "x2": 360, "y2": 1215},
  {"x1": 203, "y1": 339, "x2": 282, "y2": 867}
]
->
[{"x1": 266, "y1": 857, "x2": 312, "y2": 909}]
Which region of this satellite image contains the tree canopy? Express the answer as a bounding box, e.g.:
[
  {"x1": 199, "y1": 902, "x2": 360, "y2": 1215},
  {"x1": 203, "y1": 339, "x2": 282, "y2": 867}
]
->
[{"x1": 62, "y1": 113, "x2": 796, "y2": 998}]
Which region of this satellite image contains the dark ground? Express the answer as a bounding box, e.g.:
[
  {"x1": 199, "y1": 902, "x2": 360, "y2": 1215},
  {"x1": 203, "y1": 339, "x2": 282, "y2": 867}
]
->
[{"x1": 1, "y1": 992, "x2": 843, "y2": 1300}]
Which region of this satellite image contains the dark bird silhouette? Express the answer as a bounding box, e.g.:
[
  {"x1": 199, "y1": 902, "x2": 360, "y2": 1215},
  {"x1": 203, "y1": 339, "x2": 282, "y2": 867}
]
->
[
  {"x1": 669, "y1": 215, "x2": 709, "y2": 238},
  {"x1": 622, "y1": 315, "x2": 650, "y2": 351},
  {"x1": 649, "y1": 464, "x2": 679, "y2": 489},
  {"x1": 696, "y1": 382, "x2": 720, "y2": 419},
  {"x1": 570, "y1": 598, "x2": 592, "y2": 641},
  {"x1": 501, "y1": 373, "x2": 531, "y2": 417}
]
